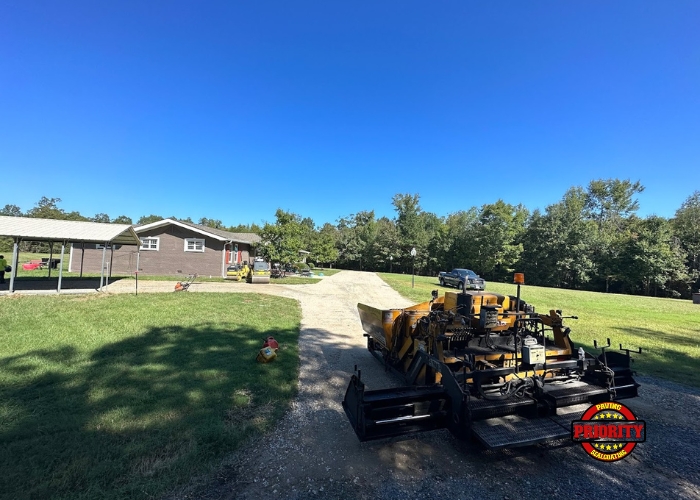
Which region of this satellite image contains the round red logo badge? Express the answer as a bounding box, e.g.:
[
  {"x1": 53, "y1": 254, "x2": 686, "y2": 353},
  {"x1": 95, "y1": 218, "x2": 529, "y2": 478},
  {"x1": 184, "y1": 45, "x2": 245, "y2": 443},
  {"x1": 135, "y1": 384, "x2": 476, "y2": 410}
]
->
[{"x1": 571, "y1": 402, "x2": 645, "y2": 461}]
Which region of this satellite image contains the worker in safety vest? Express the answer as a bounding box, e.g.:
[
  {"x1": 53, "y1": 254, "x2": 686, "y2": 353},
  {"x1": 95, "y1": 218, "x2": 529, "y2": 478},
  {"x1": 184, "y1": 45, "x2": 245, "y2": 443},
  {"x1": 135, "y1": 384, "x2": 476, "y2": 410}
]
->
[{"x1": 0, "y1": 255, "x2": 7, "y2": 284}]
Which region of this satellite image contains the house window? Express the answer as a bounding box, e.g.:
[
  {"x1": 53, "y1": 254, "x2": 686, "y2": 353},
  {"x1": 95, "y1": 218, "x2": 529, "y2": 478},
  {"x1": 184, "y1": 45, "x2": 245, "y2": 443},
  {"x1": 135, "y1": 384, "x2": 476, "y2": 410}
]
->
[
  {"x1": 184, "y1": 238, "x2": 205, "y2": 252},
  {"x1": 228, "y1": 244, "x2": 239, "y2": 263},
  {"x1": 140, "y1": 237, "x2": 159, "y2": 251},
  {"x1": 95, "y1": 244, "x2": 112, "y2": 249}
]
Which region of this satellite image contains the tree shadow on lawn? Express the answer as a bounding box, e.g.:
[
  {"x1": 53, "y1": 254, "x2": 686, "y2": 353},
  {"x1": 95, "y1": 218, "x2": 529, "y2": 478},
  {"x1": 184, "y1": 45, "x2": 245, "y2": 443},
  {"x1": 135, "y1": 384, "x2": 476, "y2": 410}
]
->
[
  {"x1": 0, "y1": 323, "x2": 298, "y2": 500},
  {"x1": 196, "y1": 325, "x2": 700, "y2": 500},
  {"x1": 609, "y1": 325, "x2": 700, "y2": 387}
]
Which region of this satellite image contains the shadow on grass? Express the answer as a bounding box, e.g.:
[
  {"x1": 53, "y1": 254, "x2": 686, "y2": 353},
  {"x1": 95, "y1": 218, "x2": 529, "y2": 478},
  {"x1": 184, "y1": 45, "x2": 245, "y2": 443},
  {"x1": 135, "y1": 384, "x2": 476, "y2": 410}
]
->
[
  {"x1": 606, "y1": 326, "x2": 700, "y2": 387},
  {"x1": 0, "y1": 323, "x2": 298, "y2": 500},
  {"x1": 191, "y1": 322, "x2": 700, "y2": 500}
]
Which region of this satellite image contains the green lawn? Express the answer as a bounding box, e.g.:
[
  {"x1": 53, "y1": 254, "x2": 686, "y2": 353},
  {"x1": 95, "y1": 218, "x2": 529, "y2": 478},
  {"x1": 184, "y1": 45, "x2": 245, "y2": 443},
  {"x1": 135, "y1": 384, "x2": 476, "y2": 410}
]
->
[
  {"x1": 0, "y1": 293, "x2": 301, "y2": 500},
  {"x1": 378, "y1": 273, "x2": 700, "y2": 388}
]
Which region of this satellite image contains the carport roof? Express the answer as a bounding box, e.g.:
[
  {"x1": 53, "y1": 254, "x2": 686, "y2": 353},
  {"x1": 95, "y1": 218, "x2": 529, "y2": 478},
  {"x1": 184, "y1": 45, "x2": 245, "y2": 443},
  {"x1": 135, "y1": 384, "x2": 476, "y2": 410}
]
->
[{"x1": 0, "y1": 216, "x2": 141, "y2": 245}]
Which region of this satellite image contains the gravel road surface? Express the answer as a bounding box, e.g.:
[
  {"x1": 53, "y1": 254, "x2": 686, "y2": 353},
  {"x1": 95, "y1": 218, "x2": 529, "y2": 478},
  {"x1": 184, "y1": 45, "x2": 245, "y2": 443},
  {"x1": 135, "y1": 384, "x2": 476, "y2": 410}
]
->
[{"x1": 110, "y1": 272, "x2": 700, "y2": 500}]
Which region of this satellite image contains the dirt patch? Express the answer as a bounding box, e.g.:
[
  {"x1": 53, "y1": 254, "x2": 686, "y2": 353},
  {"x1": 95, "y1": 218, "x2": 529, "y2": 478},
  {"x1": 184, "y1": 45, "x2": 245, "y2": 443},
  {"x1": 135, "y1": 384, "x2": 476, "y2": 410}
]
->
[{"x1": 147, "y1": 271, "x2": 700, "y2": 500}]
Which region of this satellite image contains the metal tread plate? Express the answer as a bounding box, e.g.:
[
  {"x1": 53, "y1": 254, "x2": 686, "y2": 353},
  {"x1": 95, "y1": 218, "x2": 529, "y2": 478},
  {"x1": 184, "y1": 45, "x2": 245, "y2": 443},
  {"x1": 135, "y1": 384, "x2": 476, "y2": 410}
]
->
[
  {"x1": 543, "y1": 381, "x2": 609, "y2": 406},
  {"x1": 548, "y1": 403, "x2": 591, "y2": 427},
  {"x1": 471, "y1": 414, "x2": 570, "y2": 449}
]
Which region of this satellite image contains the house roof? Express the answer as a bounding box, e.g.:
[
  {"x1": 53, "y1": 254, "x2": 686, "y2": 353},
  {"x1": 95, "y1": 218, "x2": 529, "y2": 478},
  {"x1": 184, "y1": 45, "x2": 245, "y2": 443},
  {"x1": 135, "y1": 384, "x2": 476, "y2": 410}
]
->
[
  {"x1": 135, "y1": 218, "x2": 261, "y2": 244},
  {"x1": 0, "y1": 216, "x2": 141, "y2": 245}
]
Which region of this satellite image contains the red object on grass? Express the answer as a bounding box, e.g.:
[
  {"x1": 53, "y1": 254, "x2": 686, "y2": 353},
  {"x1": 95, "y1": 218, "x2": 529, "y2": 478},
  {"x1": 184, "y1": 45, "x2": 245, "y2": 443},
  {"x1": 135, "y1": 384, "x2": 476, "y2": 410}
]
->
[{"x1": 263, "y1": 336, "x2": 279, "y2": 350}]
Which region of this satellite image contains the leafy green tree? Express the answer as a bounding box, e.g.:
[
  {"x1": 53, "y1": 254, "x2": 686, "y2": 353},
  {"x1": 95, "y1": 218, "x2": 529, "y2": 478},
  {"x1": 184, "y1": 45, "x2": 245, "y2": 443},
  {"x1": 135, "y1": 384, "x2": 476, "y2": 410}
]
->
[
  {"x1": 26, "y1": 197, "x2": 66, "y2": 220},
  {"x1": 258, "y1": 209, "x2": 307, "y2": 266},
  {"x1": 585, "y1": 179, "x2": 645, "y2": 226},
  {"x1": 616, "y1": 216, "x2": 689, "y2": 296},
  {"x1": 228, "y1": 223, "x2": 261, "y2": 233},
  {"x1": 370, "y1": 216, "x2": 400, "y2": 272},
  {"x1": 673, "y1": 191, "x2": 700, "y2": 293},
  {"x1": 584, "y1": 179, "x2": 644, "y2": 292},
  {"x1": 198, "y1": 217, "x2": 224, "y2": 229},
  {"x1": 520, "y1": 188, "x2": 596, "y2": 288},
  {"x1": 112, "y1": 215, "x2": 133, "y2": 224},
  {"x1": 137, "y1": 214, "x2": 164, "y2": 225},
  {"x1": 474, "y1": 200, "x2": 528, "y2": 281},
  {"x1": 0, "y1": 204, "x2": 22, "y2": 217},
  {"x1": 92, "y1": 213, "x2": 110, "y2": 223},
  {"x1": 309, "y1": 223, "x2": 339, "y2": 267},
  {"x1": 335, "y1": 211, "x2": 377, "y2": 270},
  {"x1": 392, "y1": 193, "x2": 439, "y2": 273},
  {"x1": 431, "y1": 209, "x2": 479, "y2": 272}
]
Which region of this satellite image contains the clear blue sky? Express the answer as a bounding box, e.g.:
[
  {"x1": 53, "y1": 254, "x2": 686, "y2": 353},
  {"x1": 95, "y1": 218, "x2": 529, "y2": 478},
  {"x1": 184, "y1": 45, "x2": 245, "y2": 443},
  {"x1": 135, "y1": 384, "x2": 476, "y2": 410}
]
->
[{"x1": 2, "y1": 1, "x2": 699, "y2": 227}]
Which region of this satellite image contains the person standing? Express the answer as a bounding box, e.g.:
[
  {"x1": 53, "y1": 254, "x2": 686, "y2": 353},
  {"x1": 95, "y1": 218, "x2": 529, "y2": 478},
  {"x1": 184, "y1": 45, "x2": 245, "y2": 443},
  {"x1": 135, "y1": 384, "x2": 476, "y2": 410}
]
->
[{"x1": 0, "y1": 255, "x2": 7, "y2": 284}]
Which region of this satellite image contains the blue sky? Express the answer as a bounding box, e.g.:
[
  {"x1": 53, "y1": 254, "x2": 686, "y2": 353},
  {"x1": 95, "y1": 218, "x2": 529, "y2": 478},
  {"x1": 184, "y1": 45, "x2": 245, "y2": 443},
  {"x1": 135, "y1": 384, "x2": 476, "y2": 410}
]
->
[{"x1": 2, "y1": 1, "x2": 699, "y2": 227}]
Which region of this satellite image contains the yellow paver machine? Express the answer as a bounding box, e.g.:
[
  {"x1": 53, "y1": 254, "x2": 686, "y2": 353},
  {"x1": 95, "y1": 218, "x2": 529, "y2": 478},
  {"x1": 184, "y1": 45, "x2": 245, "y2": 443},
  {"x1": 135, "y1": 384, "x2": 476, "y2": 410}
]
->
[{"x1": 343, "y1": 274, "x2": 642, "y2": 449}]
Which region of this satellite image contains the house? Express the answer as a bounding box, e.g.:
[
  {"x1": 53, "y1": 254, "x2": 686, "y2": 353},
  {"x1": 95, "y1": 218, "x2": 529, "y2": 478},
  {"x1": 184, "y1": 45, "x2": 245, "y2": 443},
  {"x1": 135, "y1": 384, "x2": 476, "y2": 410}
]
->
[{"x1": 68, "y1": 219, "x2": 261, "y2": 277}]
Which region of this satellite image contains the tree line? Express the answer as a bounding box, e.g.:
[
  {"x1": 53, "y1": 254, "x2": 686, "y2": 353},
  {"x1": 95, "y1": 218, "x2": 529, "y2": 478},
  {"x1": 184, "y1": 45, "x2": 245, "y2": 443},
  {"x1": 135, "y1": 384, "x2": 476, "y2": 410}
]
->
[
  {"x1": 3, "y1": 180, "x2": 699, "y2": 298},
  {"x1": 258, "y1": 179, "x2": 700, "y2": 299}
]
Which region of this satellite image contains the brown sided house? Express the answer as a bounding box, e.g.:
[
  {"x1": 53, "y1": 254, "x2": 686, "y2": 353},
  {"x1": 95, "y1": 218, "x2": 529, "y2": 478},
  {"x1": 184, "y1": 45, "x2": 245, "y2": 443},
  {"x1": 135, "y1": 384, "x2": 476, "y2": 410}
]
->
[{"x1": 68, "y1": 219, "x2": 261, "y2": 277}]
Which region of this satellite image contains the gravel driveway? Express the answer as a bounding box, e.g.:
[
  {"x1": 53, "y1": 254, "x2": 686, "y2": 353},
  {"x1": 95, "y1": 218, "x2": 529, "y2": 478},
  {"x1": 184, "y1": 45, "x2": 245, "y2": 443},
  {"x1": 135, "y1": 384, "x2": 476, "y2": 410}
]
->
[{"x1": 124, "y1": 271, "x2": 700, "y2": 500}]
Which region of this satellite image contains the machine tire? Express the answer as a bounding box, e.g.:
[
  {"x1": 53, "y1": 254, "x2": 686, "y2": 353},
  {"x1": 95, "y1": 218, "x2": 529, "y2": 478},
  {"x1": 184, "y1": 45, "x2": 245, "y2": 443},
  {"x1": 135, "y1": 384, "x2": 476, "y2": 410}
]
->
[
  {"x1": 439, "y1": 277, "x2": 445, "y2": 286},
  {"x1": 459, "y1": 281, "x2": 465, "y2": 292}
]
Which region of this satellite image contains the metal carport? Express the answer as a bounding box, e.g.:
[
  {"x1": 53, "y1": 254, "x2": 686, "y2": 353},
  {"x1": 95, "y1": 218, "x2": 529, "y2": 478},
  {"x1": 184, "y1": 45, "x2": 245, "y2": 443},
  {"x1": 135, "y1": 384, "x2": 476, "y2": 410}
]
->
[{"x1": 0, "y1": 216, "x2": 140, "y2": 294}]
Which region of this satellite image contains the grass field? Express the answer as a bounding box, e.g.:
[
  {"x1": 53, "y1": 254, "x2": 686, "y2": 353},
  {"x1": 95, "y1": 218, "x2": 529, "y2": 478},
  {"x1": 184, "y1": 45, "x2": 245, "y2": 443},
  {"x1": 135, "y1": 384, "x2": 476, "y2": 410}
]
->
[
  {"x1": 378, "y1": 273, "x2": 700, "y2": 388},
  {"x1": 0, "y1": 293, "x2": 301, "y2": 500}
]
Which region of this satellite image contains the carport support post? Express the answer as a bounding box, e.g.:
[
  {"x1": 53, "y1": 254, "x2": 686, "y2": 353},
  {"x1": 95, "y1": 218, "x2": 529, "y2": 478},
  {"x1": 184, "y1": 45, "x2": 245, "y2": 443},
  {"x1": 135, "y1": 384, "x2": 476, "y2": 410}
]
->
[
  {"x1": 9, "y1": 239, "x2": 18, "y2": 293},
  {"x1": 57, "y1": 241, "x2": 66, "y2": 293},
  {"x1": 109, "y1": 246, "x2": 114, "y2": 278},
  {"x1": 48, "y1": 242, "x2": 54, "y2": 279},
  {"x1": 99, "y1": 242, "x2": 107, "y2": 291},
  {"x1": 136, "y1": 250, "x2": 140, "y2": 296},
  {"x1": 80, "y1": 242, "x2": 85, "y2": 278}
]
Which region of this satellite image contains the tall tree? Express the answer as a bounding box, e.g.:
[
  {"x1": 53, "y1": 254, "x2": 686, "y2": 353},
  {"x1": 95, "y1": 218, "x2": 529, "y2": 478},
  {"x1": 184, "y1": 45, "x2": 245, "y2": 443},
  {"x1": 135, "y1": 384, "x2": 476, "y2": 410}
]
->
[
  {"x1": 585, "y1": 179, "x2": 645, "y2": 292},
  {"x1": 335, "y1": 211, "x2": 377, "y2": 270},
  {"x1": 258, "y1": 209, "x2": 307, "y2": 266},
  {"x1": 0, "y1": 204, "x2": 22, "y2": 217},
  {"x1": 585, "y1": 179, "x2": 645, "y2": 226},
  {"x1": 371, "y1": 216, "x2": 400, "y2": 272},
  {"x1": 309, "y1": 223, "x2": 339, "y2": 267},
  {"x1": 474, "y1": 200, "x2": 528, "y2": 281},
  {"x1": 199, "y1": 217, "x2": 224, "y2": 229},
  {"x1": 392, "y1": 193, "x2": 431, "y2": 272},
  {"x1": 137, "y1": 214, "x2": 164, "y2": 225},
  {"x1": 673, "y1": 191, "x2": 700, "y2": 294},
  {"x1": 112, "y1": 215, "x2": 133, "y2": 224},
  {"x1": 616, "y1": 216, "x2": 689, "y2": 296},
  {"x1": 432, "y1": 209, "x2": 480, "y2": 272},
  {"x1": 520, "y1": 188, "x2": 596, "y2": 288},
  {"x1": 26, "y1": 197, "x2": 66, "y2": 220},
  {"x1": 92, "y1": 213, "x2": 110, "y2": 223}
]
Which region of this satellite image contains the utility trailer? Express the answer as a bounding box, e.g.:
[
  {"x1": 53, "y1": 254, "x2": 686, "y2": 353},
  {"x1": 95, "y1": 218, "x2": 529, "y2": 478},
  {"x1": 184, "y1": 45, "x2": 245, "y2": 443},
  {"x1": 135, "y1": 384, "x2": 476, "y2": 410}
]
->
[{"x1": 343, "y1": 275, "x2": 641, "y2": 449}]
